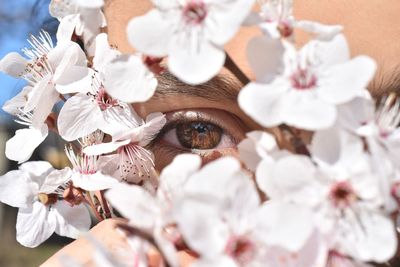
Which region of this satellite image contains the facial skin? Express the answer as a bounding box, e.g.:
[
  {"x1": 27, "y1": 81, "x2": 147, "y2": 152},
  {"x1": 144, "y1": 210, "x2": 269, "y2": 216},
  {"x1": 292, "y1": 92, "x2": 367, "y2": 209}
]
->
[
  {"x1": 42, "y1": 1, "x2": 400, "y2": 266},
  {"x1": 104, "y1": 0, "x2": 400, "y2": 169}
]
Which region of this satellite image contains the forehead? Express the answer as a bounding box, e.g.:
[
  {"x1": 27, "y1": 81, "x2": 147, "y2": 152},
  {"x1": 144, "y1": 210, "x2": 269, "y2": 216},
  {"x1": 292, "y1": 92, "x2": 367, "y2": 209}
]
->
[{"x1": 104, "y1": 0, "x2": 400, "y2": 95}]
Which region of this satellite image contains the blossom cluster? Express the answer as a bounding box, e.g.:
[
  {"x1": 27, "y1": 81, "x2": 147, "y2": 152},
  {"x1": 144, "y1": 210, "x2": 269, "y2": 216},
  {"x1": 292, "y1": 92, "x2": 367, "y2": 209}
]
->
[{"x1": 0, "y1": 0, "x2": 399, "y2": 266}]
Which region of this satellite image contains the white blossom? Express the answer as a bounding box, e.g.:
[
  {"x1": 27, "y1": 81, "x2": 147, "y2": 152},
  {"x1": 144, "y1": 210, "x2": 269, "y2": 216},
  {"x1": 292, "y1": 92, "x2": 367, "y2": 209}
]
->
[
  {"x1": 65, "y1": 146, "x2": 120, "y2": 191},
  {"x1": 239, "y1": 34, "x2": 376, "y2": 130},
  {"x1": 0, "y1": 161, "x2": 91, "y2": 247},
  {"x1": 257, "y1": 130, "x2": 397, "y2": 262},
  {"x1": 245, "y1": 0, "x2": 342, "y2": 40},
  {"x1": 127, "y1": 0, "x2": 255, "y2": 84},
  {"x1": 83, "y1": 113, "x2": 166, "y2": 187},
  {"x1": 49, "y1": 0, "x2": 106, "y2": 54}
]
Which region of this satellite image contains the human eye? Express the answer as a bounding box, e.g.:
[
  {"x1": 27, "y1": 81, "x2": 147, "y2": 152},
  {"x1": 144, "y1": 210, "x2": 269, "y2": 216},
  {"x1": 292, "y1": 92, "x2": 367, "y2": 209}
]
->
[{"x1": 148, "y1": 108, "x2": 247, "y2": 168}]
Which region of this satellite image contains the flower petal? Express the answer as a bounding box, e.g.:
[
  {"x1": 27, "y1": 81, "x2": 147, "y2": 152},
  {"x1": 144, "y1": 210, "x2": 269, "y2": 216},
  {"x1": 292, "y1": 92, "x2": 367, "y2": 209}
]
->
[
  {"x1": 31, "y1": 88, "x2": 60, "y2": 129},
  {"x1": 83, "y1": 139, "x2": 131, "y2": 156},
  {"x1": 2, "y1": 86, "x2": 32, "y2": 115},
  {"x1": 174, "y1": 197, "x2": 229, "y2": 258},
  {"x1": 168, "y1": 36, "x2": 225, "y2": 85},
  {"x1": 5, "y1": 125, "x2": 48, "y2": 163},
  {"x1": 53, "y1": 201, "x2": 91, "y2": 239},
  {"x1": 106, "y1": 183, "x2": 159, "y2": 230},
  {"x1": 256, "y1": 155, "x2": 322, "y2": 205},
  {"x1": 183, "y1": 157, "x2": 245, "y2": 202},
  {"x1": 238, "y1": 131, "x2": 277, "y2": 171},
  {"x1": 256, "y1": 201, "x2": 314, "y2": 252},
  {"x1": 312, "y1": 33, "x2": 350, "y2": 67},
  {"x1": 337, "y1": 211, "x2": 397, "y2": 262},
  {"x1": 207, "y1": 0, "x2": 256, "y2": 46},
  {"x1": 247, "y1": 36, "x2": 285, "y2": 83},
  {"x1": 238, "y1": 81, "x2": 287, "y2": 128},
  {"x1": 337, "y1": 96, "x2": 374, "y2": 132},
  {"x1": 296, "y1": 20, "x2": 343, "y2": 41},
  {"x1": 52, "y1": 42, "x2": 87, "y2": 82},
  {"x1": 74, "y1": 0, "x2": 104, "y2": 8},
  {"x1": 159, "y1": 154, "x2": 202, "y2": 200},
  {"x1": 318, "y1": 56, "x2": 377, "y2": 104},
  {"x1": 16, "y1": 202, "x2": 57, "y2": 248},
  {"x1": 24, "y1": 75, "x2": 52, "y2": 112},
  {"x1": 191, "y1": 256, "x2": 237, "y2": 267},
  {"x1": 56, "y1": 15, "x2": 79, "y2": 43},
  {"x1": 104, "y1": 54, "x2": 158, "y2": 103},
  {"x1": 283, "y1": 90, "x2": 337, "y2": 130},
  {"x1": 58, "y1": 94, "x2": 103, "y2": 141},
  {"x1": 39, "y1": 168, "x2": 72, "y2": 194},
  {"x1": 93, "y1": 33, "x2": 120, "y2": 72},
  {"x1": 71, "y1": 171, "x2": 119, "y2": 191},
  {"x1": 0, "y1": 170, "x2": 36, "y2": 208},
  {"x1": 19, "y1": 161, "x2": 54, "y2": 179},
  {"x1": 0, "y1": 52, "x2": 28, "y2": 78},
  {"x1": 49, "y1": 0, "x2": 76, "y2": 19},
  {"x1": 55, "y1": 66, "x2": 93, "y2": 94},
  {"x1": 127, "y1": 9, "x2": 175, "y2": 57}
]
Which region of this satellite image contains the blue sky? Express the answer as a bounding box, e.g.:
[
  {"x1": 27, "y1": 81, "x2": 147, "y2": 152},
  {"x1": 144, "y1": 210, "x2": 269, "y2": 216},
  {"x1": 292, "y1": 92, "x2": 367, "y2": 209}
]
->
[{"x1": 0, "y1": 0, "x2": 56, "y2": 122}]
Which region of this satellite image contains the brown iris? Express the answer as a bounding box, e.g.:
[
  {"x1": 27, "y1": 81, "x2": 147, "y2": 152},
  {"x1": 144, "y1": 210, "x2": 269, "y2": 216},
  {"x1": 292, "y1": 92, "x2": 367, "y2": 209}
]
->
[{"x1": 176, "y1": 122, "x2": 222, "y2": 149}]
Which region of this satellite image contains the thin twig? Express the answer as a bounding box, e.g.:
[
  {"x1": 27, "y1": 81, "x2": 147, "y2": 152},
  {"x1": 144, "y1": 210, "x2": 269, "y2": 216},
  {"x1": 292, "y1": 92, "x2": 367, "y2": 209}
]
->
[
  {"x1": 59, "y1": 94, "x2": 67, "y2": 102},
  {"x1": 224, "y1": 52, "x2": 250, "y2": 85},
  {"x1": 85, "y1": 192, "x2": 104, "y2": 222},
  {"x1": 279, "y1": 124, "x2": 310, "y2": 156}
]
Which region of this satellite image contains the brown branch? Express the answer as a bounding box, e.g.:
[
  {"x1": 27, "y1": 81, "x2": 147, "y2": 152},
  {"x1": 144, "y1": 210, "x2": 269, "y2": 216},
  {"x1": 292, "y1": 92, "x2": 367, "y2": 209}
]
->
[
  {"x1": 85, "y1": 192, "x2": 104, "y2": 222},
  {"x1": 279, "y1": 124, "x2": 310, "y2": 156},
  {"x1": 224, "y1": 52, "x2": 250, "y2": 86}
]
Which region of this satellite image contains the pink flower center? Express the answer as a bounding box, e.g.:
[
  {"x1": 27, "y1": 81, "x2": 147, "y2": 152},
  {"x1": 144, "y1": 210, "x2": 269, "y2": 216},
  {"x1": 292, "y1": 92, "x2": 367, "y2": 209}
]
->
[
  {"x1": 290, "y1": 67, "x2": 317, "y2": 90},
  {"x1": 96, "y1": 86, "x2": 118, "y2": 111},
  {"x1": 329, "y1": 181, "x2": 356, "y2": 209},
  {"x1": 277, "y1": 21, "x2": 294, "y2": 38},
  {"x1": 182, "y1": 1, "x2": 207, "y2": 25},
  {"x1": 225, "y1": 235, "x2": 255, "y2": 265}
]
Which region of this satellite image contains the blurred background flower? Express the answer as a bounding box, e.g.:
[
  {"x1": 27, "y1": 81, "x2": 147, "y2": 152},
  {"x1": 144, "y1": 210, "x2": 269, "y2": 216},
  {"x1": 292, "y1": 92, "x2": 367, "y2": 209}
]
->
[{"x1": 0, "y1": 1, "x2": 72, "y2": 266}]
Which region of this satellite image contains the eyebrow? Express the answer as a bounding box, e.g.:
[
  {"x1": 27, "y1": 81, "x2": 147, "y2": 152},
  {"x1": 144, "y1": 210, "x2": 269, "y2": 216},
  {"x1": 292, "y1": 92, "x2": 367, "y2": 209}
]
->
[
  {"x1": 153, "y1": 72, "x2": 241, "y2": 102},
  {"x1": 369, "y1": 64, "x2": 400, "y2": 98}
]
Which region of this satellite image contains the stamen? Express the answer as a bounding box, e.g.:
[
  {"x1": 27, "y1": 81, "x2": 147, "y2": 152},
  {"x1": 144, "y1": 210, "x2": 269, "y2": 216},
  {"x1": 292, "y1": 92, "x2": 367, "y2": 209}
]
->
[
  {"x1": 14, "y1": 108, "x2": 33, "y2": 126},
  {"x1": 118, "y1": 144, "x2": 156, "y2": 184},
  {"x1": 19, "y1": 30, "x2": 55, "y2": 85},
  {"x1": 290, "y1": 66, "x2": 317, "y2": 90},
  {"x1": 65, "y1": 145, "x2": 98, "y2": 174},
  {"x1": 78, "y1": 130, "x2": 105, "y2": 147},
  {"x1": 22, "y1": 30, "x2": 54, "y2": 60}
]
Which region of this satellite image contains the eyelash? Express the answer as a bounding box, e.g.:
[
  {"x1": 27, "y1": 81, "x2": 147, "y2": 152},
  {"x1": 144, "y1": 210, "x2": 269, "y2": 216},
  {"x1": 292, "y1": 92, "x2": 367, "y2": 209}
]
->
[{"x1": 147, "y1": 112, "x2": 239, "y2": 151}]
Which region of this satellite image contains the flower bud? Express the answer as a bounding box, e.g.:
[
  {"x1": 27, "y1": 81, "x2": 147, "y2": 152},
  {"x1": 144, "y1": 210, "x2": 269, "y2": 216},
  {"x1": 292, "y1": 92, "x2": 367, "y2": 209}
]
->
[
  {"x1": 38, "y1": 193, "x2": 58, "y2": 205},
  {"x1": 63, "y1": 186, "x2": 85, "y2": 206}
]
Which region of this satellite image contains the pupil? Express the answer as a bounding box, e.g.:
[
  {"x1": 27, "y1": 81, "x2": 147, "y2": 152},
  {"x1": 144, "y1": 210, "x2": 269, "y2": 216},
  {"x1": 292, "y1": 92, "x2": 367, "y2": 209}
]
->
[{"x1": 176, "y1": 121, "x2": 222, "y2": 149}]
